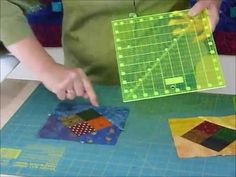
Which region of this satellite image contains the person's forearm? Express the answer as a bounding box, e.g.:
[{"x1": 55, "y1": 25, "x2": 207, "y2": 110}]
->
[{"x1": 6, "y1": 36, "x2": 55, "y2": 76}]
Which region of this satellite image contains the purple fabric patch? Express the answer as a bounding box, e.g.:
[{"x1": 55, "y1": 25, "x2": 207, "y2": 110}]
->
[{"x1": 38, "y1": 114, "x2": 80, "y2": 141}]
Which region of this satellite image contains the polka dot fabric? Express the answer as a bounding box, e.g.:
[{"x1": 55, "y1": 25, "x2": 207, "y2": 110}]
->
[{"x1": 69, "y1": 122, "x2": 96, "y2": 136}]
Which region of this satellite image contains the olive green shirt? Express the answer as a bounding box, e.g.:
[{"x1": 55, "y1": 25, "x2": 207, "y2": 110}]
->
[{"x1": 0, "y1": 0, "x2": 189, "y2": 84}]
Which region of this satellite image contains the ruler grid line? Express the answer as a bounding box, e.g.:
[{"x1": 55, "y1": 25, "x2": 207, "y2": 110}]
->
[{"x1": 112, "y1": 9, "x2": 224, "y2": 102}]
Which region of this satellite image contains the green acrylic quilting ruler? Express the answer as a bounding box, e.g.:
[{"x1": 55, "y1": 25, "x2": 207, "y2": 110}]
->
[{"x1": 112, "y1": 10, "x2": 225, "y2": 102}]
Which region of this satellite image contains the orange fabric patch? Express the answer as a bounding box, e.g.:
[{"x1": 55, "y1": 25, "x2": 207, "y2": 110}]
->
[{"x1": 87, "y1": 116, "x2": 112, "y2": 130}]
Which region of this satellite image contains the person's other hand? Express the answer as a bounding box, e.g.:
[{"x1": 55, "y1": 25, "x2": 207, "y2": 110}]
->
[
  {"x1": 188, "y1": 0, "x2": 221, "y2": 32},
  {"x1": 39, "y1": 62, "x2": 98, "y2": 106},
  {"x1": 169, "y1": 0, "x2": 221, "y2": 42}
]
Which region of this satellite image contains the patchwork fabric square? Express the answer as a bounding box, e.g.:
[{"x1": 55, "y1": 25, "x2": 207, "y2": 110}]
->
[
  {"x1": 38, "y1": 102, "x2": 129, "y2": 145},
  {"x1": 169, "y1": 115, "x2": 236, "y2": 158},
  {"x1": 199, "y1": 126, "x2": 236, "y2": 152},
  {"x1": 182, "y1": 121, "x2": 236, "y2": 152}
]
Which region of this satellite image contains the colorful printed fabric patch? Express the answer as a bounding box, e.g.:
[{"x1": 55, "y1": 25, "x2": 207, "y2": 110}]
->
[
  {"x1": 169, "y1": 115, "x2": 236, "y2": 158},
  {"x1": 78, "y1": 125, "x2": 121, "y2": 145},
  {"x1": 38, "y1": 102, "x2": 129, "y2": 145},
  {"x1": 182, "y1": 121, "x2": 236, "y2": 152},
  {"x1": 60, "y1": 114, "x2": 83, "y2": 127}
]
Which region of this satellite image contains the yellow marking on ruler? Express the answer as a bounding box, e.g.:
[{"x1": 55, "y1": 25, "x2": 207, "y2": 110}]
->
[{"x1": 165, "y1": 76, "x2": 184, "y2": 85}]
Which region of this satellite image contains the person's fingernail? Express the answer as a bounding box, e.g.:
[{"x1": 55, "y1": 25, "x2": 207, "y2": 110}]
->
[
  {"x1": 94, "y1": 101, "x2": 99, "y2": 107},
  {"x1": 188, "y1": 10, "x2": 195, "y2": 16}
]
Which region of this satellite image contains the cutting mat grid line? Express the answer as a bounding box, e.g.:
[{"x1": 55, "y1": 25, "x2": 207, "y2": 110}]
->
[{"x1": 112, "y1": 10, "x2": 225, "y2": 102}]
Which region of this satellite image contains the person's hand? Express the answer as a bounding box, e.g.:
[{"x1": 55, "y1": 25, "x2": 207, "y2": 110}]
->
[
  {"x1": 6, "y1": 36, "x2": 98, "y2": 106},
  {"x1": 169, "y1": 0, "x2": 221, "y2": 42},
  {"x1": 38, "y1": 62, "x2": 99, "y2": 106},
  {"x1": 188, "y1": 0, "x2": 221, "y2": 32}
]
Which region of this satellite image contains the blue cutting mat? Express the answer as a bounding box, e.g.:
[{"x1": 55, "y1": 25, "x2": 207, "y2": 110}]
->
[{"x1": 1, "y1": 85, "x2": 235, "y2": 177}]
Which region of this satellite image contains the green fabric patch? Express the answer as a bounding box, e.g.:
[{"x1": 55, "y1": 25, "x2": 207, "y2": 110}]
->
[
  {"x1": 230, "y1": 7, "x2": 236, "y2": 17},
  {"x1": 212, "y1": 127, "x2": 236, "y2": 143},
  {"x1": 77, "y1": 109, "x2": 101, "y2": 121}
]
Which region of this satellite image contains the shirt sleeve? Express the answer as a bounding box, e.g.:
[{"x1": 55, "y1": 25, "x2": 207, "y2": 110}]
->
[{"x1": 0, "y1": 0, "x2": 33, "y2": 46}]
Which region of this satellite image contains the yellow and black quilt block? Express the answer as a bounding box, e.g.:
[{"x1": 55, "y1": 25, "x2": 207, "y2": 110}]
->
[
  {"x1": 169, "y1": 115, "x2": 236, "y2": 158},
  {"x1": 182, "y1": 121, "x2": 236, "y2": 152}
]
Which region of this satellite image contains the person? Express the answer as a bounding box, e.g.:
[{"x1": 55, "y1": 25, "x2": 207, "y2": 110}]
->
[{"x1": 0, "y1": 0, "x2": 221, "y2": 106}]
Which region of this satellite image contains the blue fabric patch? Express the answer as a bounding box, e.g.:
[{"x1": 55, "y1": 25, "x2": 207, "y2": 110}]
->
[
  {"x1": 79, "y1": 125, "x2": 121, "y2": 145},
  {"x1": 38, "y1": 114, "x2": 80, "y2": 141},
  {"x1": 26, "y1": 1, "x2": 62, "y2": 24}
]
